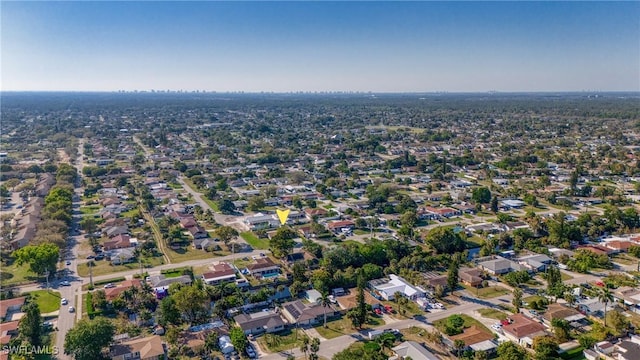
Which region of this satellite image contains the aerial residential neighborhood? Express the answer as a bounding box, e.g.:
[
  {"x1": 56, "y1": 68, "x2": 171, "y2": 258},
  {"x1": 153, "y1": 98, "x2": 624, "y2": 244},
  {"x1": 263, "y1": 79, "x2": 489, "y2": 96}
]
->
[{"x1": 0, "y1": 91, "x2": 639, "y2": 360}]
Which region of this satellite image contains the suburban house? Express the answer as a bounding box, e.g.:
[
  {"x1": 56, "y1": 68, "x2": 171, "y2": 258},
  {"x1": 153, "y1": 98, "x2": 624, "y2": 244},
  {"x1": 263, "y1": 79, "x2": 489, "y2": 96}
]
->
[
  {"x1": 605, "y1": 240, "x2": 639, "y2": 253},
  {"x1": 391, "y1": 341, "x2": 440, "y2": 360},
  {"x1": 616, "y1": 336, "x2": 640, "y2": 360},
  {"x1": 369, "y1": 274, "x2": 425, "y2": 301},
  {"x1": 326, "y1": 220, "x2": 355, "y2": 234},
  {"x1": 423, "y1": 273, "x2": 449, "y2": 290},
  {"x1": 148, "y1": 274, "x2": 192, "y2": 296},
  {"x1": 501, "y1": 314, "x2": 547, "y2": 347},
  {"x1": 105, "y1": 279, "x2": 143, "y2": 301},
  {"x1": 542, "y1": 303, "x2": 586, "y2": 326},
  {"x1": 0, "y1": 321, "x2": 19, "y2": 345},
  {"x1": 187, "y1": 226, "x2": 208, "y2": 239},
  {"x1": 424, "y1": 206, "x2": 461, "y2": 219},
  {"x1": 234, "y1": 311, "x2": 286, "y2": 335},
  {"x1": 285, "y1": 251, "x2": 317, "y2": 268},
  {"x1": 614, "y1": 287, "x2": 640, "y2": 312},
  {"x1": 281, "y1": 300, "x2": 338, "y2": 326},
  {"x1": 0, "y1": 297, "x2": 26, "y2": 322},
  {"x1": 577, "y1": 298, "x2": 607, "y2": 318},
  {"x1": 446, "y1": 326, "x2": 497, "y2": 354},
  {"x1": 458, "y1": 268, "x2": 484, "y2": 287},
  {"x1": 517, "y1": 254, "x2": 553, "y2": 273},
  {"x1": 108, "y1": 248, "x2": 136, "y2": 265},
  {"x1": 103, "y1": 234, "x2": 133, "y2": 250},
  {"x1": 477, "y1": 256, "x2": 522, "y2": 275},
  {"x1": 109, "y1": 335, "x2": 167, "y2": 360},
  {"x1": 246, "y1": 257, "x2": 280, "y2": 278},
  {"x1": 201, "y1": 262, "x2": 237, "y2": 285},
  {"x1": 244, "y1": 214, "x2": 280, "y2": 231}
]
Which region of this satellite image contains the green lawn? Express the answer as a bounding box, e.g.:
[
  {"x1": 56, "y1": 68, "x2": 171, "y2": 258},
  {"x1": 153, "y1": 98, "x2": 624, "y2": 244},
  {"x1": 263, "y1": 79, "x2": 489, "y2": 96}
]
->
[
  {"x1": 201, "y1": 196, "x2": 220, "y2": 212},
  {"x1": 462, "y1": 284, "x2": 510, "y2": 298},
  {"x1": 165, "y1": 246, "x2": 218, "y2": 263},
  {"x1": 434, "y1": 314, "x2": 493, "y2": 335},
  {"x1": 240, "y1": 232, "x2": 270, "y2": 249},
  {"x1": 0, "y1": 261, "x2": 38, "y2": 286},
  {"x1": 523, "y1": 295, "x2": 548, "y2": 309},
  {"x1": 382, "y1": 300, "x2": 424, "y2": 318},
  {"x1": 257, "y1": 329, "x2": 307, "y2": 353},
  {"x1": 25, "y1": 290, "x2": 61, "y2": 314},
  {"x1": 477, "y1": 308, "x2": 508, "y2": 320},
  {"x1": 77, "y1": 256, "x2": 165, "y2": 277},
  {"x1": 120, "y1": 208, "x2": 141, "y2": 219},
  {"x1": 315, "y1": 316, "x2": 385, "y2": 339},
  {"x1": 561, "y1": 272, "x2": 573, "y2": 281},
  {"x1": 80, "y1": 205, "x2": 100, "y2": 215}
]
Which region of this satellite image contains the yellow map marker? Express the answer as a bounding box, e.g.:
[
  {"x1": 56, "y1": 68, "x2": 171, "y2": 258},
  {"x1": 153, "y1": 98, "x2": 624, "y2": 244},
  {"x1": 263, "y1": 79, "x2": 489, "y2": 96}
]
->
[{"x1": 276, "y1": 209, "x2": 290, "y2": 225}]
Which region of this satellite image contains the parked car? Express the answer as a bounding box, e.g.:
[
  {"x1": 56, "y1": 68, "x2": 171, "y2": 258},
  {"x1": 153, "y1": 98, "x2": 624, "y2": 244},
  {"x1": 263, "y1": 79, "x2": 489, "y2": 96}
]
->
[
  {"x1": 104, "y1": 283, "x2": 115, "y2": 289},
  {"x1": 86, "y1": 255, "x2": 95, "y2": 259},
  {"x1": 61, "y1": 298, "x2": 68, "y2": 305},
  {"x1": 60, "y1": 281, "x2": 71, "y2": 286},
  {"x1": 66, "y1": 260, "x2": 71, "y2": 265},
  {"x1": 68, "y1": 306, "x2": 75, "y2": 313}
]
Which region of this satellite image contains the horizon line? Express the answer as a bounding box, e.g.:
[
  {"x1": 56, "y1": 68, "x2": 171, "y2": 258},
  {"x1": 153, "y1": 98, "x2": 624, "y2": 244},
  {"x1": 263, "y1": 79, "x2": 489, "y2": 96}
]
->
[{"x1": 2, "y1": 90, "x2": 639, "y2": 94}]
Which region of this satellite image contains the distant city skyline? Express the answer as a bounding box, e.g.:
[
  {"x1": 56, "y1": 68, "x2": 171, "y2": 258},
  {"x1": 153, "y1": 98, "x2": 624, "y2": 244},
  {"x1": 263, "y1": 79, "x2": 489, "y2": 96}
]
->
[{"x1": 2, "y1": 1, "x2": 639, "y2": 92}]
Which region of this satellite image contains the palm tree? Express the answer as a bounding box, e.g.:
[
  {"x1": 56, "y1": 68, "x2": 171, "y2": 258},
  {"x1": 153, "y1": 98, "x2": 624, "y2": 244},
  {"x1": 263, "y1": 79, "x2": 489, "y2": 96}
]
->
[
  {"x1": 319, "y1": 291, "x2": 331, "y2": 328},
  {"x1": 300, "y1": 335, "x2": 310, "y2": 360},
  {"x1": 564, "y1": 292, "x2": 576, "y2": 308},
  {"x1": 598, "y1": 287, "x2": 613, "y2": 327}
]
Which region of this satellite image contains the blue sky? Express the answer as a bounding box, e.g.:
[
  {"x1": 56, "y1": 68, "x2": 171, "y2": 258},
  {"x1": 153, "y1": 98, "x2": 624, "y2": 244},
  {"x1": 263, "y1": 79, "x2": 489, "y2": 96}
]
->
[{"x1": 2, "y1": 1, "x2": 639, "y2": 92}]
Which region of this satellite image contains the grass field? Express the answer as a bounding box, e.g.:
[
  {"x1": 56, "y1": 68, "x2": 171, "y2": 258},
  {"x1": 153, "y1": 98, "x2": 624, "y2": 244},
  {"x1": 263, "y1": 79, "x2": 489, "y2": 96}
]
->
[
  {"x1": 462, "y1": 284, "x2": 510, "y2": 298},
  {"x1": 240, "y1": 232, "x2": 270, "y2": 249},
  {"x1": 25, "y1": 290, "x2": 62, "y2": 313},
  {"x1": 257, "y1": 329, "x2": 307, "y2": 353},
  {"x1": 0, "y1": 261, "x2": 38, "y2": 287},
  {"x1": 314, "y1": 316, "x2": 385, "y2": 339},
  {"x1": 434, "y1": 314, "x2": 493, "y2": 335},
  {"x1": 165, "y1": 246, "x2": 217, "y2": 263},
  {"x1": 561, "y1": 272, "x2": 573, "y2": 281},
  {"x1": 477, "y1": 308, "x2": 508, "y2": 320},
  {"x1": 77, "y1": 256, "x2": 165, "y2": 277}
]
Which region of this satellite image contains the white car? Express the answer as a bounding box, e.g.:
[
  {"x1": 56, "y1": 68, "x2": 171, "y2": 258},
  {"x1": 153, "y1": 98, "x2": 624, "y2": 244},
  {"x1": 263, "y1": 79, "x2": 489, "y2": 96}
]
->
[
  {"x1": 61, "y1": 298, "x2": 68, "y2": 305},
  {"x1": 104, "y1": 283, "x2": 115, "y2": 289},
  {"x1": 68, "y1": 306, "x2": 75, "y2": 313},
  {"x1": 60, "y1": 281, "x2": 71, "y2": 286}
]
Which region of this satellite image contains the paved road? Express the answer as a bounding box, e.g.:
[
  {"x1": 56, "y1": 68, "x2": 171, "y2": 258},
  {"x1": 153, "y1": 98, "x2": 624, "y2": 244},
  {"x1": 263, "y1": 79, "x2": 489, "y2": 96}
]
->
[
  {"x1": 175, "y1": 176, "x2": 249, "y2": 235},
  {"x1": 53, "y1": 141, "x2": 86, "y2": 360}
]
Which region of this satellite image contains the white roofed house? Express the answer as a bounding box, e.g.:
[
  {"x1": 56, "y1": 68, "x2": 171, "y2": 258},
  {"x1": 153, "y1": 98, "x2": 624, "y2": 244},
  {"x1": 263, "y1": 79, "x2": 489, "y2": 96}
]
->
[
  {"x1": 244, "y1": 214, "x2": 280, "y2": 231},
  {"x1": 201, "y1": 262, "x2": 237, "y2": 285},
  {"x1": 517, "y1": 254, "x2": 553, "y2": 273},
  {"x1": 369, "y1": 274, "x2": 425, "y2": 301}
]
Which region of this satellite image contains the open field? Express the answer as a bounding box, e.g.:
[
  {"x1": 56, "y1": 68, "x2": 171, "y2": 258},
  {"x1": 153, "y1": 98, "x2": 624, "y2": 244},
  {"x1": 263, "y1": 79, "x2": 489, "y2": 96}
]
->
[{"x1": 240, "y1": 231, "x2": 270, "y2": 249}]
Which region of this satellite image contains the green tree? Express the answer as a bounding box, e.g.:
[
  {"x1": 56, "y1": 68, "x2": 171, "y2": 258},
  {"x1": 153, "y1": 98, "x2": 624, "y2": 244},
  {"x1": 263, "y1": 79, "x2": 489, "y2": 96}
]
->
[
  {"x1": 247, "y1": 196, "x2": 265, "y2": 211},
  {"x1": 355, "y1": 272, "x2": 368, "y2": 327},
  {"x1": 533, "y1": 336, "x2": 559, "y2": 360},
  {"x1": 551, "y1": 319, "x2": 571, "y2": 342},
  {"x1": 606, "y1": 310, "x2": 630, "y2": 335},
  {"x1": 217, "y1": 198, "x2": 236, "y2": 214},
  {"x1": 310, "y1": 337, "x2": 321, "y2": 360},
  {"x1": 546, "y1": 265, "x2": 564, "y2": 302},
  {"x1": 19, "y1": 302, "x2": 42, "y2": 346},
  {"x1": 269, "y1": 226, "x2": 297, "y2": 258},
  {"x1": 320, "y1": 291, "x2": 331, "y2": 328},
  {"x1": 216, "y1": 225, "x2": 239, "y2": 248},
  {"x1": 496, "y1": 341, "x2": 528, "y2": 360},
  {"x1": 229, "y1": 326, "x2": 248, "y2": 355},
  {"x1": 424, "y1": 227, "x2": 466, "y2": 254},
  {"x1": 157, "y1": 297, "x2": 181, "y2": 326},
  {"x1": 598, "y1": 287, "x2": 613, "y2": 327},
  {"x1": 173, "y1": 284, "x2": 209, "y2": 324},
  {"x1": 490, "y1": 196, "x2": 499, "y2": 213},
  {"x1": 512, "y1": 288, "x2": 523, "y2": 313},
  {"x1": 13, "y1": 243, "x2": 59, "y2": 276},
  {"x1": 300, "y1": 335, "x2": 310, "y2": 360},
  {"x1": 471, "y1": 187, "x2": 491, "y2": 204},
  {"x1": 64, "y1": 318, "x2": 115, "y2": 360},
  {"x1": 447, "y1": 260, "x2": 459, "y2": 293}
]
